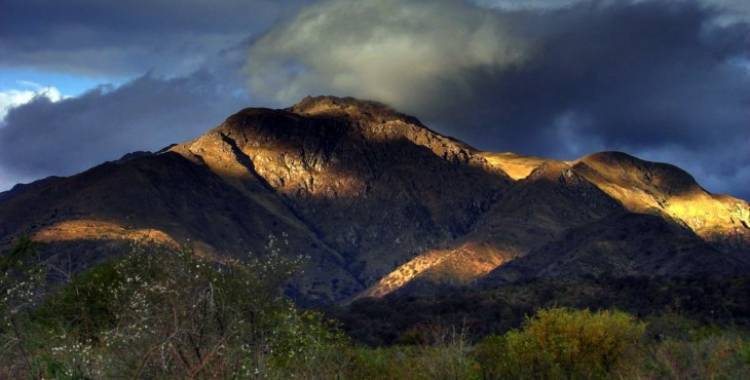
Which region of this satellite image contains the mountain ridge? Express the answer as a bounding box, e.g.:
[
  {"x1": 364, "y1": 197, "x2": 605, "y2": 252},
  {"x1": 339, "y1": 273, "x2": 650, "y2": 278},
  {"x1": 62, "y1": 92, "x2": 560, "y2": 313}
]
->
[{"x1": 1, "y1": 96, "x2": 748, "y2": 304}]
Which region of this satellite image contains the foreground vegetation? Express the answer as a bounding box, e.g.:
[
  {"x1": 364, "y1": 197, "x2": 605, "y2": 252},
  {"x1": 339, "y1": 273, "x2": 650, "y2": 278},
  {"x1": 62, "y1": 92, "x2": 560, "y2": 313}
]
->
[{"x1": 2, "y1": 239, "x2": 749, "y2": 379}]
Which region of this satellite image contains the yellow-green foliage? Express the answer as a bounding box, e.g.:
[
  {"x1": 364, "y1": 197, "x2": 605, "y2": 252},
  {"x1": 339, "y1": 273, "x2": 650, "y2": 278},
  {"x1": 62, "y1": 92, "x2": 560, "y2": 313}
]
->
[{"x1": 474, "y1": 308, "x2": 645, "y2": 380}]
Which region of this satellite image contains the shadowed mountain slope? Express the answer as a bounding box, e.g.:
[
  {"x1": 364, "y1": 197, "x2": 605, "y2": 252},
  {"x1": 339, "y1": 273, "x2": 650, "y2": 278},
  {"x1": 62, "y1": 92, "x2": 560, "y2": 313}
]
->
[
  {"x1": 481, "y1": 212, "x2": 746, "y2": 287},
  {"x1": 0, "y1": 150, "x2": 363, "y2": 302},
  {"x1": 1, "y1": 96, "x2": 748, "y2": 303}
]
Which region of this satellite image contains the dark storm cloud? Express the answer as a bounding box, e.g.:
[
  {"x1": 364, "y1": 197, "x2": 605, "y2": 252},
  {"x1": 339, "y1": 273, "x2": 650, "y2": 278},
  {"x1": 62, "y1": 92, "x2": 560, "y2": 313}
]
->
[
  {"x1": 0, "y1": 0, "x2": 311, "y2": 76},
  {"x1": 0, "y1": 0, "x2": 300, "y2": 188},
  {"x1": 246, "y1": 0, "x2": 750, "y2": 199},
  {"x1": 474, "y1": 1, "x2": 749, "y2": 152},
  {"x1": 0, "y1": 0, "x2": 748, "y2": 200},
  {"x1": 0, "y1": 69, "x2": 248, "y2": 181}
]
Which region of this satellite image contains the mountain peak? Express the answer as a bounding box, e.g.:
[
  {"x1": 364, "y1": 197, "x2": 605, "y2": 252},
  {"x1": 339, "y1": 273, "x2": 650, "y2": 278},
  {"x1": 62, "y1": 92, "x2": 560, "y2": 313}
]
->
[
  {"x1": 576, "y1": 150, "x2": 701, "y2": 197},
  {"x1": 287, "y1": 95, "x2": 421, "y2": 125},
  {"x1": 197, "y1": 96, "x2": 484, "y2": 178}
]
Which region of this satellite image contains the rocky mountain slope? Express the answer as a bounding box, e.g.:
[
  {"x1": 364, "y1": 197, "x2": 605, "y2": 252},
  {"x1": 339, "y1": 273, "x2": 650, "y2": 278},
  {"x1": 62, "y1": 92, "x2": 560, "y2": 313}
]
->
[{"x1": 1, "y1": 96, "x2": 748, "y2": 304}]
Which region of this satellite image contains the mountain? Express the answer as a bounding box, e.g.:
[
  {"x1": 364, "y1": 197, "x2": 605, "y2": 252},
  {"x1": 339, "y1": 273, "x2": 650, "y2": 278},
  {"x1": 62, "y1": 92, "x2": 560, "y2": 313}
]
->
[{"x1": 1, "y1": 96, "x2": 749, "y2": 304}]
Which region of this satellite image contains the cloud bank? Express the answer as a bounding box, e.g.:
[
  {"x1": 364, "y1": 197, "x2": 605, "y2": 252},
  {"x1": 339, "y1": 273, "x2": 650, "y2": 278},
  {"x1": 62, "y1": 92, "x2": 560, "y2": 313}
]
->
[
  {"x1": 0, "y1": 0, "x2": 310, "y2": 77},
  {"x1": 246, "y1": 0, "x2": 750, "y2": 199},
  {"x1": 0, "y1": 0, "x2": 298, "y2": 190},
  {"x1": 0, "y1": 69, "x2": 248, "y2": 184}
]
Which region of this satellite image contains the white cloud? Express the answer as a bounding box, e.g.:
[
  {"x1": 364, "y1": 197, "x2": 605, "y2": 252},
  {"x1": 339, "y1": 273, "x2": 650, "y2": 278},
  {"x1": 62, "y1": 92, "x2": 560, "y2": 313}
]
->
[
  {"x1": 0, "y1": 86, "x2": 64, "y2": 123},
  {"x1": 246, "y1": 0, "x2": 528, "y2": 113}
]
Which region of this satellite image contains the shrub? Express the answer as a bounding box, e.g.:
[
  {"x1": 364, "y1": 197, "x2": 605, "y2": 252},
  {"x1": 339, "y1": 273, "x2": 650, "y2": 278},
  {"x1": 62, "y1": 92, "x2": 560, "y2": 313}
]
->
[
  {"x1": 628, "y1": 334, "x2": 750, "y2": 379},
  {"x1": 0, "y1": 236, "x2": 46, "y2": 378},
  {"x1": 474, "y1": 307, "x2": 645, "y2": 379},
  {"x1": 2, "y1": 239, "x2": 350, "y2": 379},
  {"x1": 344, "y1": 343, "x2": 479, "y2": 380},
  {"x1": 643, "y1": 312, "x2": 724, "y2": 343}
]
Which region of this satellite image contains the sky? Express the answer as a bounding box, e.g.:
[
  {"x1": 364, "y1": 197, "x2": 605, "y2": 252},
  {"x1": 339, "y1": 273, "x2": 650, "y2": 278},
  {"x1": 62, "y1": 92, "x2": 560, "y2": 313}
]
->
[{"x1": 0, "y1": 0, "x2": 748, "y2": 200}]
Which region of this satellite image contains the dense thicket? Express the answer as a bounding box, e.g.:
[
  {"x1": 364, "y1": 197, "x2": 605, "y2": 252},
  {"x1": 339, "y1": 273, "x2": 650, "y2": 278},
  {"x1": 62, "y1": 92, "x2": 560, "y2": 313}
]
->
[{"x1": 2, "y1": 240, "x2": 749, "y2": 379}]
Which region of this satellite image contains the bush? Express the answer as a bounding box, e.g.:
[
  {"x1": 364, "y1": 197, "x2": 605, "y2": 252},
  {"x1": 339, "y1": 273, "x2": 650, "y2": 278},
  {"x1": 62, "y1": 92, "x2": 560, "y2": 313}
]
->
[
  {"x1": 0, "y1": 236, "x2": 46, "y2": 378},
  {"x1": 627, "y1": 334, "x2": 750, "y2": 379},
  {"x1": 2, "y1": 240, "x2": 350, "y2": 379},
  {"x1": 643, "y1": 312, "x2": 725, "y2": 343},
  {"x1": 474, "y1": 308, "x2": 645, "y2": 379},
  {"x1": 344, "y1": 343, "x2": 479, "y2": 380},
  {"x1": 3, "y1": 236, "x2": 748, "y2": 379}
]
